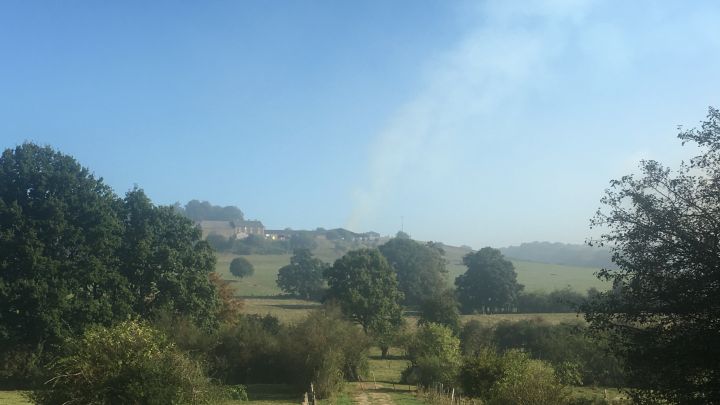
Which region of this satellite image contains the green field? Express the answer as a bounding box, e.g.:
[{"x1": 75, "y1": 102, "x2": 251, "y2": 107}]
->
[
  {"x1": 442, "y1": 244, "x2": 609, "y2": 293},
  {"x1": 218, "y1": 240, "x2": 609, "y2": 299}
]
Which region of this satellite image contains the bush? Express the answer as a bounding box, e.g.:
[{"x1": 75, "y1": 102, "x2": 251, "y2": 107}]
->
[
  {"x1": 459, "y1": 320, "x2": 495, "y2": 356},
  {"x1": 459, "y1": 347, "x2": 504, "y2": 397},
  {"x1": 229, "y1": 257, "x2": 255, "y2": 278},
  {"x1": 403, "y1": 323, "x2": 461, "y2": 387},
  {"x1": 211, "y1": 314, "x2": 286, "y2": 384},
  {"x1": 493, "y1": 319, "x2": 625, "y2": 386},
  {"x1": 488, "y1": 354, "x2": 569, "y2": 404},
  {"x1": 31, "y1": 320, "x2": 220, "y2": 405},
  {"x1": 461, "y1": 348, "x2": 569, "y2": 404},
  {"x1": 283, "y1": 306, "x2": 370, "y2": 398}
]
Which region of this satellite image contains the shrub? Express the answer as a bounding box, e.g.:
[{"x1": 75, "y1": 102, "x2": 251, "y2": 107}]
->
[
  {"x1": 459, "y1": 320, "x2": 495, "y2": 356},
  {"x1": 31, "y1": 320, "x2": 220, "y2": 405},
  {"x1": 461, "y1": 348, "x2": 569, "y2": 404},
  {"x1": 283, "y1": 306, "x2": 370, "y2": 398},
  {"x1": 229, "y1": 257, "x2": 255, "y2": 278},
  {"x1": 493, "y1": 319, "x2": 625, "y2": 386},
  {"x1": 403, "y1": 323, "x2": 461, "y2": 387},
  {"x1": 211, "y1": 314, "x2": 286, "y2": 384},
  {"x1": 488, "y1": 354, "x2": 569, "y2": 405},
  {"x1": 459, "y1": 347, "x2": 504, "y2": 397}
]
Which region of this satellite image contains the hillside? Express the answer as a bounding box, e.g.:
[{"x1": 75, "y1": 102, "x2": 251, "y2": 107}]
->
[
  {"x1": 499, "y1": 241, "x2": 614, "y2": 269},
  {"x1": 218, "y1": 238, "x2": 608, "y2": 297}
]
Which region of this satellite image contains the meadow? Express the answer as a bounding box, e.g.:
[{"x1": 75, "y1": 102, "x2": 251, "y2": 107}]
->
[{"x1": 218, "y1": 239, "x2": 609, "y2": 298}]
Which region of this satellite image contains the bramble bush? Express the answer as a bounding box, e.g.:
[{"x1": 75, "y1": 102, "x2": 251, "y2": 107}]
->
[{"x1": 31, "y1": 320, "x2": 223, "y2": 405}]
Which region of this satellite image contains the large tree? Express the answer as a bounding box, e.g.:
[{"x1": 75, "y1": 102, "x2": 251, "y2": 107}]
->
[
  {"x1": 455, "y1": 247, "x2": 523, "y2": 314},
  {"x1": 583, "y1": 107, "x2": 720, "y2": 404},
  {"x1": 323, "y1": 249, "x2": 404, "y2": 335},
  {"x1": 378, "y1": 237, "x2": 448, "y2": 306},
  {"x1": 0, "y1": 144, "x2": 132, "y2": 346},
  {"x1": 0, "y1": 143, "x2": 219, "y2": 349},
  {"x1": 276, "y1": 249, "x2": 327, "y2": 300}
]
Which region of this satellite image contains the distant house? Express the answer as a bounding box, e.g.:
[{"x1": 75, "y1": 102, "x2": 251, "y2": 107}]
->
[
  {"x1": 199, "y1": 219, "x2": 265, "y2": 240},
  {"x1": 234, "y1": 220, "x2": 265, "y2": 239},
  {"x1": 265, "y1": 229, "x2": 291, "y2": 241}
]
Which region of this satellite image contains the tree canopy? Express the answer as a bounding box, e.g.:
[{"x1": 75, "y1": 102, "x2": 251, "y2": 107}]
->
[
  {"x1": 582, "y1": 107, "x2": 720, "y2": 403},
  {"x1": 378, "y1": 237, "x2": 448, "y2": 306},
  {"x1": 455, "y1": 247, "x2": 523, "y2": 314},
  {"x1": 323, "y1": 249, "x2": 404, "y2": 335},
  {"x1": 178, "y1": 200, "x2": 244, "y2": 222},
  {"x1": 229, "y1": 257, "x2": 254, "y2": 278},
  {"x1": 0, "y1": 143, "x2": 219, "y2": 348},
  {"x1": 276, "y1": 249, "x2": 327, "y2": 300}
]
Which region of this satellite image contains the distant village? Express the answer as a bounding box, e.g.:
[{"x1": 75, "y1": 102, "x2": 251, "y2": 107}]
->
[{"x1": 197, "y1": 219, "x2": 381, "y2": 242}]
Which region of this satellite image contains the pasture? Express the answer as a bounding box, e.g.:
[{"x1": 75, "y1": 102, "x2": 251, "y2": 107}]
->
[{"x1": 218, "y1": 240, "x2": 609, "y2": 300}]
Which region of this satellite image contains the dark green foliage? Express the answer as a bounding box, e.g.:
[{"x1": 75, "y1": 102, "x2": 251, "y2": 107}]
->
[
  {"x1": 459, "y1": 320, "x2": 495, "y2": 356},
  {"x1": 0, "y1": 144, "x2": 132, "y2": 347},
  {"x1": 0, "y1": 144, "x2": 220, "y2": 385},
  {"x1": 180, "y1": 200, "x2": 244, "y2": 222},
  {"x1": 276, "y1": 249, "x2": 327, "y2": 300},
  {"x1": 229, "y1": 257, "x2": 255, "y2": 278},
  {"x1": 492, "y1": 319, "x2": 625, "y2": 386},
  {"x1": 583, "y1": 107, "x2": 720, "y2": 403},
  {"x1": 0, "y1": 345, "x2": 46, "y2": 389},
  {"x1": 212, "y1": 314, "x2": 287, "y2": 384},
  {"x1": 378, "y1": 237, "x2": 448, "y2": 306},
  {"x1": 517, "y1": 288, "x2": 587, "y2": 313},
  {"x1": 417, "y1": 289, "x2": 461, "y2": 334},
  {"x1": 324, "y1": 249, "x2": 404, "y2": 335},
  {"x1": 455, "y1": 247, "x2": 523, "y2": 314},
  {"x1": 31, "y1": 320, "x2": 221, "y2": 405},
  {"x1": 119, "y1": 188, "x2": 220, "y2": 330},
  {"x1": 459, "y1": 347, "x2": 505, "y2": 397},
  {"x1": 402, "y1": 323, "x2": 461, "y2": 387}
]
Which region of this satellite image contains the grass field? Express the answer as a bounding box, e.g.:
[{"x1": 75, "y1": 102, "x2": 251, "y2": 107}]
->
[
  {"x1": 218, "y1": 240, "x2": 609, "y2": 299},
  {"x1": 0, "y1": 391, "x2": 30, "y2": 405}
]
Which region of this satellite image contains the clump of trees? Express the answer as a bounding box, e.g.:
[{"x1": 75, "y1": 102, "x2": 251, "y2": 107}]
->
[
  {"x1": 582, "y1": 107, "x2": 720, "y2": 403},
  {"x1": 176, "y1": 200, "x2": 244, "y2": 222},
  {"x1": 229, "y1": 257, "x2": 255, "y2": 278},
  {"x1": 0, "y1": 144, "x2": 220, "y2": 356}
]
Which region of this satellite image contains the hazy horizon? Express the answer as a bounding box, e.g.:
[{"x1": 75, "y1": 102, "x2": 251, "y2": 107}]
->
[{"x1": 2, "y1": 1, "x2": 719, "y2": 247}]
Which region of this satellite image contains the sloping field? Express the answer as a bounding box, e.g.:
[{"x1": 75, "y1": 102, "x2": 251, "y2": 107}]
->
[{"x1": 443, "y1": 244, "x2": 609, "y2": 293}]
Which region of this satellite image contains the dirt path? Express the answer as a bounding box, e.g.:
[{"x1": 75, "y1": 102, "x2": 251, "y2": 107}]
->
[{"x1": 353, "y1": 388, "x2": 393, "y2": 405}]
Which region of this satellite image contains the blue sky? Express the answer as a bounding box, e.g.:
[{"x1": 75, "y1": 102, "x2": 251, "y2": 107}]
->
[{"x1": 2, "y1": 0, "x2": 720, "y2": 248}]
